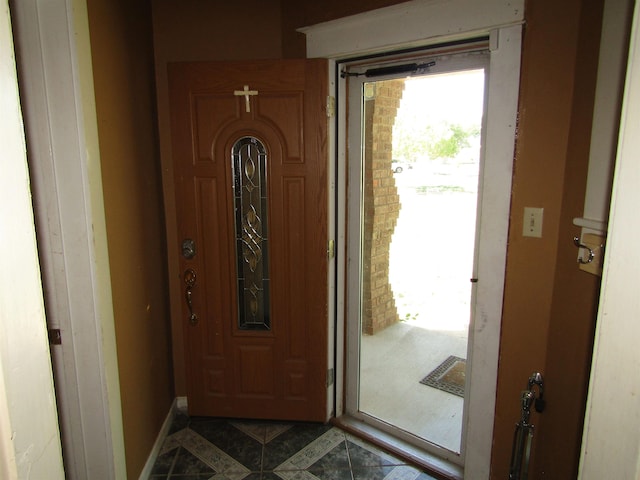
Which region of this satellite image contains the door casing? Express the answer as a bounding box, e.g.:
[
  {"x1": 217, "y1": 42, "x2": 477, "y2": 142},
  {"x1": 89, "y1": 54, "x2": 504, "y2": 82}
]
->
[
  {"x1": 301, "y1": 2, "x2": 523, "y2": 475},
  {"x1": 343, "y1": 49, "x2": 490, "y2": 465}
]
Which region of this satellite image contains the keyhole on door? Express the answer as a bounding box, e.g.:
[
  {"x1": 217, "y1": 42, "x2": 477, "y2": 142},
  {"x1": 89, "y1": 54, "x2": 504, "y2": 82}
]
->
[{"x1": 182, "y1": 238, "x2": 196, "y2": 259}]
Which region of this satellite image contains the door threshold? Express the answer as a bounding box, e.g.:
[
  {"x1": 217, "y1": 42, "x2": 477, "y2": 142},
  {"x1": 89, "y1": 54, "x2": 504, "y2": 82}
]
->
[{"x1": 331, "y1": 415, "x2": 463, "y2": 480}]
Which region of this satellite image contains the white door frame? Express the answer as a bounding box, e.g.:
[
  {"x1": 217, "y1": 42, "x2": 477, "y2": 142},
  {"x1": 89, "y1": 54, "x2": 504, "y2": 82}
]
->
[
  {"x1": 1, "y1": 3, "x2": 64, "y2": 477},
  {"x1": 300, "y1": 1, "x2": 523, "y2": 476},
  {"x1": 343, "y1": 49, "x2": 490, "y2": 466},
  {"x1": 578, "y1": 2, "x2": 640, "y2": 477},
  {"x1": 9, "y1": 0, "x2": 126, "y2": 478}
]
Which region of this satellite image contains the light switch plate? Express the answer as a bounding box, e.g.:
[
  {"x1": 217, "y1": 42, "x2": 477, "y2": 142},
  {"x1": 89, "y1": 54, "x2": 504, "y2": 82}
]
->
[{"x1": 523, "y1": 207, "x2": 543, "y2": 238}]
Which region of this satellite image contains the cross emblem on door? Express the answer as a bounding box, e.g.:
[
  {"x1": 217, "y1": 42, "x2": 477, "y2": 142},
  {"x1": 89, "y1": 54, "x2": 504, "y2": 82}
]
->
[{"x1": 234, "y1": 85, "x2": 259, "y2": 113}]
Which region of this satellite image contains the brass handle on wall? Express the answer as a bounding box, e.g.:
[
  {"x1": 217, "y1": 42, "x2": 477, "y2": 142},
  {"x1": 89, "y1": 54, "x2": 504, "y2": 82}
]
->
[
  {"x1": 184, "y1": 268, "x2": 198, "y2": 325},
  {"x1": 509, "y1": 372, "x2": 545, "y2": 480}
]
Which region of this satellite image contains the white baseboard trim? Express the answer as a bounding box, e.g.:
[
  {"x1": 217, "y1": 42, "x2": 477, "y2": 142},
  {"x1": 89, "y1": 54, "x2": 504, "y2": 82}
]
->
[
  {"x1": 138, "y1": 397, "x2": 188, "y2": 479},
  {"x1": 176, "y1": 396, "x2": 188, "y2": 411}
]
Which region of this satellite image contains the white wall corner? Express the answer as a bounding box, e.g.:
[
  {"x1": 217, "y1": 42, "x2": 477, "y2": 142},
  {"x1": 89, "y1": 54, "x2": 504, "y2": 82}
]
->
[
  {"x1": 9, "y1": 0, "x2": 126, "y2": 478},
  {"x1": 176, "y1": 396, "x2": 189, "y2": 412},
  {"x1": 138, "y1": 398, "x2": 184, "y2": 480},
  {"x1": 0, "y1": 1, "x2": 65, "y2": 477},
  {"x1": 579, "y1": 2, "x2": 640, "y2": 478}
]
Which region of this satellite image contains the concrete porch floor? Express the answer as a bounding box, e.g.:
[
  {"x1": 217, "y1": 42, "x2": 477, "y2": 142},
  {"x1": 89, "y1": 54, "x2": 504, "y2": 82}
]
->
[{"x1": 360, "y1": 320, "x2": 468, "y2": 453}]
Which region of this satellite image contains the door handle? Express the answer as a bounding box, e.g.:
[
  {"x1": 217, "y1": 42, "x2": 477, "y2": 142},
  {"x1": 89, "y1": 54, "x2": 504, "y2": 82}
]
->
[{"x1": 184, "y1": 268, "x2": 198, "y2": 325}]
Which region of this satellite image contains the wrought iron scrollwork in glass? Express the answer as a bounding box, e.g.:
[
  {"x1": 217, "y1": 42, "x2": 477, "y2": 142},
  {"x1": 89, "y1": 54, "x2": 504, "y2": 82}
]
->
[{"x1": 231, "y1": 136, "x2": 270, "y2": 330}]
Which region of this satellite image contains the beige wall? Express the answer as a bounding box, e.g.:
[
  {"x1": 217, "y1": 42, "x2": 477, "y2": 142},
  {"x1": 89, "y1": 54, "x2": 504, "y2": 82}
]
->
[{"x1": 86, "y1": 0, "x2": 173, "y2": 477}]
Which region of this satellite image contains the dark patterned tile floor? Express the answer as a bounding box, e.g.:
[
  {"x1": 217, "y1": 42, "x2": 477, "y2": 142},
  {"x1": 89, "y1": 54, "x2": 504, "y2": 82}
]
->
[{"x1": 147, "y1": 414, "x2": 439, "y2": 479}]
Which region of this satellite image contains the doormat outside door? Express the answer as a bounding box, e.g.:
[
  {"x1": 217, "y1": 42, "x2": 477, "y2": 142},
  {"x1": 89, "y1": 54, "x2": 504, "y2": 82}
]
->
[{"x1": 420, "y1": 355, "x2": 466, "y2": 397}]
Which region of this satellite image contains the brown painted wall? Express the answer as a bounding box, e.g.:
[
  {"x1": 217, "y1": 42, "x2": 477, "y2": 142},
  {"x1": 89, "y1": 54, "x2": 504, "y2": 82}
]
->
[
  {"x1": 86, "y1": 0, "x2": 173, "y2": 477},
  {"x1": 526, "y1": 1, "x2": 629, "y2": 476},
  {"x1": 281, "y1": 0, "x2": 405, "y2": 57},
  {"x1": 491, "y1": 0, "x2": 604, "y2": 477},
  {"x1": 153, "y1": 0, "x2": 283, "y2": 64},
  {"x1": 151, "y1": 0, "x2": 284, "y2": 395}
]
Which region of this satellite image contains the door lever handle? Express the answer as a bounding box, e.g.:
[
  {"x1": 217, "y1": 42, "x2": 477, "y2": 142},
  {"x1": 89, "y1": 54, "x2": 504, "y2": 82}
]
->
[{"x1": 184, "y1": 268, "x2": 198, "y2": 325}]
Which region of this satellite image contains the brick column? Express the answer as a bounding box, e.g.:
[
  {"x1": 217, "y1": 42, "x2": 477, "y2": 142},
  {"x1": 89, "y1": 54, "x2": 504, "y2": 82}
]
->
[{"x1": 361, "y1": 79, "x2": 404, "y2": 335}]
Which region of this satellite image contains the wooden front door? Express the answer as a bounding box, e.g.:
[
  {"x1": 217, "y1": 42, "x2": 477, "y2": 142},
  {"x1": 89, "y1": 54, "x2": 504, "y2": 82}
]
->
[{"x1": 168, "y1": 60, "x2": 328, "y2": 421}]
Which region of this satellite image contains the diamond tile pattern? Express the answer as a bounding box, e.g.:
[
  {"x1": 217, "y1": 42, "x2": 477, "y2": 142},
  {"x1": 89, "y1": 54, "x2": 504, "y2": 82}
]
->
[{"x1": 147, "y1": 414, "x2": 438, "y2": 480}]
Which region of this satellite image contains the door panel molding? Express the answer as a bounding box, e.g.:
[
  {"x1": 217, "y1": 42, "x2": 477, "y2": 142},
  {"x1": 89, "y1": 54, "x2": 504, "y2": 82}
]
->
[{"x1": 167, "y1": 59, "x2": 329, "y2": 422}]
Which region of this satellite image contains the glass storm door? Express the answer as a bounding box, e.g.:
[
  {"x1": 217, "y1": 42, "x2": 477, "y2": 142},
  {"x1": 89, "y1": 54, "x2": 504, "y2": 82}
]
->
[{"x1": 345, "y1": 51, "x2": 489, "y2": 461}]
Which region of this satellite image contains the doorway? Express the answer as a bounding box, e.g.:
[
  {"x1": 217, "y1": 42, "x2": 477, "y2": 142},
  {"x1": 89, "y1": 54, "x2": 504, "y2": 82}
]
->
[
  {"x1": 339, "y1": 43, "x2": 513, "y2": 469},
  {"x1": 357, "y1": 65, "x2": 486, "y2": 454}
]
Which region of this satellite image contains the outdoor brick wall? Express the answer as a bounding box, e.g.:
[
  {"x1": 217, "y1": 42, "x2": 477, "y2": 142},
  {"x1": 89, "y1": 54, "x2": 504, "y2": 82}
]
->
[{"x1": 361, "y1": 79, "x2": 404, "y2": 335}]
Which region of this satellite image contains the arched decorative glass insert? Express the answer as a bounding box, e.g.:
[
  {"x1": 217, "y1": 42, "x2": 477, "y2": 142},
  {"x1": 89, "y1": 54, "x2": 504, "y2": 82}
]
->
[{"x1": 231, "y1": 136, "x2": 270, "y2": 330}]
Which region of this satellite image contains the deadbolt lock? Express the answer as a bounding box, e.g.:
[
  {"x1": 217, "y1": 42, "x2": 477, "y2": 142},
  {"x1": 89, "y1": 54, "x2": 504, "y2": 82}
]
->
[{"x1": 181, "y1": 238, "x2": 196, "y2": 259}]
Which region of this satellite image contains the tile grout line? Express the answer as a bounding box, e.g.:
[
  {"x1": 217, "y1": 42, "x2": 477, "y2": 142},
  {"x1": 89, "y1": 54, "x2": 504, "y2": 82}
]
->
[
  {"x1": 166, "y1": 445, "x2": 180, "y2": 478},
  {"x1": 261, "y1": 424, "x2": 266, "y2": 478},
  {"x1": 172, "y1": 428, "x2": 251, "y2": 478},
  {"x1": 344, "y1": 435, "x2": 356, "y2": 480},
  {"x1": 150, "y1": 418, "x2": 437, "y2": 480},
  {"x1": 272, "y1": 428, "x2": 347, "y2": 478}
]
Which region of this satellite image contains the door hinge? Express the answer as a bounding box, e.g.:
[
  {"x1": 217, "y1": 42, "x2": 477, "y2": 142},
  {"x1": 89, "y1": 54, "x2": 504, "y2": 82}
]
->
[
  {"x1": 327, "y1": 240, "x2": 335, "y2": 260},
  {"x1": 326, "y1": 95, "x2": 335, "y2": 118},
  {"x1": 48, "y1": 328, "x2": 62, "y2": 345},
  {"x1": 327, "y1": 368, "x2": 334, "y2": 387}
]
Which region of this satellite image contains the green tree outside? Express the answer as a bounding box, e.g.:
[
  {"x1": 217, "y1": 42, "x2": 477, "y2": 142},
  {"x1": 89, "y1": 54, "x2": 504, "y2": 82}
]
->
[{"x1": 393, "y1": 116, "x2": 480, "y2": 162}]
